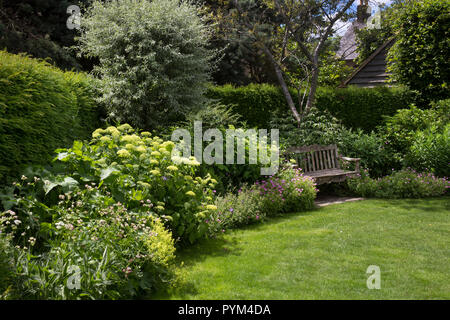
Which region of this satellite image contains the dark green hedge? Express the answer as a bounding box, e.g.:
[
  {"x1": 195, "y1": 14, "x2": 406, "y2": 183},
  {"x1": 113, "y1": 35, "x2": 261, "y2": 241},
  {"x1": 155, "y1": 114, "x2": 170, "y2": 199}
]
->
[
  {"x1": 0, "y1": 51, "x2": 101, "y2": 183},
  {"x1": 206, "y1": 84, "x2": 416, "y2": 130}
]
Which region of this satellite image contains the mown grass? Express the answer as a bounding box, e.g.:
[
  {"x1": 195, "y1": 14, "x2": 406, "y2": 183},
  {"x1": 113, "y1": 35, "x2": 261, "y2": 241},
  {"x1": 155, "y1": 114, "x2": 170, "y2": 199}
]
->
[{"x1": 155, "y1": 198, "x2": 450, "y2": 300}]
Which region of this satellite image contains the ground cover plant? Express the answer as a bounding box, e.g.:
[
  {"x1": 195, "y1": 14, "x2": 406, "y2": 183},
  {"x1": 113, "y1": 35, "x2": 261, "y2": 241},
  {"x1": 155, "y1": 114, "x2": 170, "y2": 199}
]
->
[
  {"x1": 0, "y1": 176, "x2": 177, "y2": 299},
  {"x1": 208, "y1": 166, "x2": 317, "y2": 234},
  {"x1": 347, "y1": 169, "x2": 449, "y2": 199}
]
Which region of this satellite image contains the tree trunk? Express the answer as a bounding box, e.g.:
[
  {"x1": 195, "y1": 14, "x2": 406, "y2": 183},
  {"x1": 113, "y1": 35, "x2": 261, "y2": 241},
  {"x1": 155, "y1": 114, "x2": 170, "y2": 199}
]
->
[
  {"x1": 304, "y1": 60, "x2": 319, "y2": 116},
  {"x1": 263, "y1": 45, "x2": 302, "y2": 127}
]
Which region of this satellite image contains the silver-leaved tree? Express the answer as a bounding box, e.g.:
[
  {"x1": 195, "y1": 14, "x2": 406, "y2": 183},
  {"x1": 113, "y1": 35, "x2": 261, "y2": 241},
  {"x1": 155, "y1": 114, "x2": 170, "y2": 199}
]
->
[{"x1": 76, "y1": 0, "x2": 217, "y2": 130}]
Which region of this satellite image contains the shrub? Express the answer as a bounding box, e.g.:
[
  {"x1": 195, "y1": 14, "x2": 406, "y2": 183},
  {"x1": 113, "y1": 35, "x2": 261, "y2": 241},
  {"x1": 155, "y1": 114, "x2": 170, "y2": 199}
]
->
[
  {"x1": 382, "y1": 105, "x2": 438, "y2": 157},
  {"x1": 207, "y1": 84, "x2": 416, "y2": 131},
  {"x1": 381, "y1": 101, "x2": 450, "y2": 165},
  {"x1": 0, "y1": 51, "x2": 101, "y2": 184},
  {"x1": 77, "y1": 0, "x2": 215, "y2": 130},
  {"x1": 337, "y1": 128, "x2": 400, "y2": 177},
  {"x1": 0, "y1": 184, "x2": 176, "y2": 299},
  {"x1": 209, "y1": 185, "x2": 266, "y2": 234},
  {"x1": 8, "y1": 124, "x2": 217, "y2": 245},
  {"x1": 208, "y1": 166, "x2": 317, "y2": 234},
  {"x1": 270, "y1": 107, "x2": 344, "y2": 148},
  {"x1": 315, "y1": 86, "x2": 416, "y2": 132},
  {"x1": 388, "y1": 0, "x2": 450, "y2": 103},
  {"x1": 177, "y1": 104, "x2": 275, "y2": 193},
  {"x1": 347, "y1": 169, "x2": 449, "y2": 199},
  {"x1": 405, "y1": 124, "x2": 450, "y2": 177},
  {"x1": 257, "y1": 167, "x2": 317, "y2": 214}
]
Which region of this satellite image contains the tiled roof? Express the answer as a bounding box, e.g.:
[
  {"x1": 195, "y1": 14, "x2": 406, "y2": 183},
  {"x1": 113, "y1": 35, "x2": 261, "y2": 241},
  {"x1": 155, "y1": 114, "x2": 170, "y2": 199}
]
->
[{"x1": 336, "y1": 21, "x2": 367, "y2": 61}]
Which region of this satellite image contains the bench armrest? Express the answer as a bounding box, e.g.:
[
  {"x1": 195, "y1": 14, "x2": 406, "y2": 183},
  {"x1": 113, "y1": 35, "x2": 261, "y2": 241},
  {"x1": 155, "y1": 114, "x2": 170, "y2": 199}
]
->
[{"x1": 339, "y1": 156, "x2": 361, "y2": 172}]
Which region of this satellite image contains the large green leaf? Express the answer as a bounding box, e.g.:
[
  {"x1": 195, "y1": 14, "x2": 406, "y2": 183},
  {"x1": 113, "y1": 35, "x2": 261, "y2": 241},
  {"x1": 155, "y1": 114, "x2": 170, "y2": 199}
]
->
[{"x1": 100, "y1": 167, "x2": 119, "y2": 181}]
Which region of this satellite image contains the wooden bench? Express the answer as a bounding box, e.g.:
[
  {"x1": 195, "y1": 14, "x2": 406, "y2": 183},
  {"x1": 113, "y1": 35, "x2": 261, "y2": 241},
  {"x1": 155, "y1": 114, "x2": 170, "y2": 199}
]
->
[{"x1": 284, "y1": 144, "x2": 361, "y2": 185}]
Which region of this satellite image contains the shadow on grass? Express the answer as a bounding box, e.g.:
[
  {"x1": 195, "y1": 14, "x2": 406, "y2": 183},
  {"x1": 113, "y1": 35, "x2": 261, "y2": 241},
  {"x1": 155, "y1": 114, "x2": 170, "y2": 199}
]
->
[
  {"x1": 154, "y1": 208, "x2": 321, "y2": 299},
  {"x1": 153, "y1": 237, "x2": 243, "y2": 299},
  {"x1": 175, "y1": 207, "x2": 320, "y2": 265},
  {"x1": 371, "y1": 197, "x2": 449, "y2": 213}
]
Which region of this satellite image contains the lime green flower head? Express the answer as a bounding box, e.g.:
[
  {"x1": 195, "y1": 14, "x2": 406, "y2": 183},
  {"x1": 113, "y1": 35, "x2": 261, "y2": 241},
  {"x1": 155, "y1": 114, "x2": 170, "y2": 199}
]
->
[
  {"x1": 100, "y1": 136, "x2": 110, "y2": 143},
  {"x1": 92, "y1": 128, "x2": 105, "y2": 139},
  {"x1": 107, "y1": 126, "x2": 120, "y2": 138},
  {"x1": 188, "y1": 156, "x2": 200, "y2": 166},
  {"x1": 141, "y1": 131, "x2": 151, "y2": 137},
  {"x1": 206, "y1": 205, "x2": 217, "y2": 210},
  {"x1": 167, "y1": 165, "x2": 178, "y2": 171},
  {"x1": 195, "y1": 212, "x2": 206, "y2": 219},
  {"x1": 117, "y1": 124, "x2": 133, "y2": 132},
  {"x1": 150, "y1": 169, "x2": 160, "y2": 176},
  {"x1": 121, "y1": 134, "x2": 140, "y2": 144},
  {"x1": 135, "y1": 146, "x2": 146, "y2": 153},
  {"x1": 117, "y1": 149, "x2": 131, "y2": 158},
  {"x1": 161, "y1": 141, "x2": 175, "y2": 152},
  {"x1": 151, "y1": 151, "x2": 161, "y2": 157},
  {"x1": 185, "y1": 191, "x2": 196, "y2": 197},
  {"x1": 125, "y1": 143, "x2": 135, "y2": 151},
  {"x1": 137, "y1": 181, "x2": 150, "y2": 188}
]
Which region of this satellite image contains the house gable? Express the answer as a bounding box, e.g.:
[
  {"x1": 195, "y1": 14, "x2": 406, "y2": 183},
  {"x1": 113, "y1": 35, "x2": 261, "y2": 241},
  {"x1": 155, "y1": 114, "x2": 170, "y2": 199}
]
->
[{"x1": 340, "y1": 38, "x2": 396, "y2": 88}]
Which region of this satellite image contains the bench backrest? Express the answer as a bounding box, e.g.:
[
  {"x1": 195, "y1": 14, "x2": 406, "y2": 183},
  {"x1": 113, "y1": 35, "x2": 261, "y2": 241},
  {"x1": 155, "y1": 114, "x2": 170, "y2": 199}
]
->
[{"x1": 285, "y1": 144, "x2": 340, "y2": 173}]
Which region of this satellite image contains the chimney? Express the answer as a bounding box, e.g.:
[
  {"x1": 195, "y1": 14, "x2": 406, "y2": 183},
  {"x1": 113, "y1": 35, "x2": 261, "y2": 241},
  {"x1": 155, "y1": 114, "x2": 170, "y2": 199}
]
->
[{"x1": 357, "y1": 0, "x2": 371, "y2": 23}]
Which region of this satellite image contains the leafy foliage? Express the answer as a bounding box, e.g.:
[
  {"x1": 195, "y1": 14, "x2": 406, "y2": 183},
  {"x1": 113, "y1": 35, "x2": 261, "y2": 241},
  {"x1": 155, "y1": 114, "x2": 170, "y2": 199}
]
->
[
  {"x1": 387, "y1": 0, "x2": 450, "y2": 103},
  {"x1": 0, "y1": 182, "x2": 176, "y2": 299},
  {"x1": 0, "y1": 51, "x2": 101, "y2": 184},
  {"x1": 337, "y1": 129, "x2": 399, "y2": 178},
  {"x1": 347, "y1": 169, "x2": 449, "y2": 199},
  {"x1": 381, "y1": 101, "x2": 450, "y2": 165},
  {"x1": 76, "y1": 0, "x2": 216, "y2": 130},
  {"x1": 355, "y1": 5, "x2": 394, "y2": 64},
  {"x1": 180, "y1": 103, "x2": 270, "y2": 193},
  {"x1": 0, "y1": 233, "x2": 15, "y2": 299},
  {"x1": 209, "y1": 166, "x2": 317, "y2": 233},
  {"x1": 207, "y1": 84, "x2": 416, "y2": 131},
  {"x1": 405, "y1": 124, "x2": 450, "y2": 178},
  {"x1": 50, "y1": 125, "x2": 218, "y2": 244}
]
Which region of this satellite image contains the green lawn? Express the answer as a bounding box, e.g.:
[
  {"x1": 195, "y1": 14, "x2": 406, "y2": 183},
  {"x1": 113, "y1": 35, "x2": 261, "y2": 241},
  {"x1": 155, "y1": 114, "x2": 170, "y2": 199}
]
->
[{"x1": 156, "y1": 198, "x2": 450, "y2": 300}]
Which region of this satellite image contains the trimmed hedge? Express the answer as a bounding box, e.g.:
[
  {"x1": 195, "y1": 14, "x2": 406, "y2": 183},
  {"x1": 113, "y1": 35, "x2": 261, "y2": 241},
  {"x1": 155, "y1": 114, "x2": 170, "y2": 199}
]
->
[
  {"x1": 0, "y1": 51, "x2": 101, "y2": 183},
  {"x1": 207, "y1": 84, "x2": 416, "y2": 131}
]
